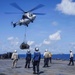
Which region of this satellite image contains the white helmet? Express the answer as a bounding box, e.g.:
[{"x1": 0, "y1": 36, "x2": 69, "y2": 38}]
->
[
  {"x1": 45, "y1": 49, "x2": 48, "y2": 52},
  {"x1": 35, "y1": 47, "x2": 39, "y2": 51},
  {"x1": 27, "y1": 50, "x2": 30, "y2": 52},
  {"x1": 14, "y1": 50, "x2": 17, "y2": 53},
  {"x1": 70, "y1": 50, "x2": 72, "y2": 52}
]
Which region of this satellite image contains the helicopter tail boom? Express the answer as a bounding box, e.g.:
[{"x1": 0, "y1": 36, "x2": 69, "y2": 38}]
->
[{"x1": 11, "y1": 22, "x2": 16, "y2": 27}]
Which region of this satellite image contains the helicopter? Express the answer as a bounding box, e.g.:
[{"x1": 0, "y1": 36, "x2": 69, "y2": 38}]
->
[{"x1": 6, "y1": 3, "x2": 45, "y2": 27}]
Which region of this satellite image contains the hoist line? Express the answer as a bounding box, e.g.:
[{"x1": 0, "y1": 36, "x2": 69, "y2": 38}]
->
[{"x1": 23, "y1": 26, "x2": 27, "y2": 43}]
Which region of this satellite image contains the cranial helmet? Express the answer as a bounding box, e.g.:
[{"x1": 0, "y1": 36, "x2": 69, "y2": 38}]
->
[
  {"x1": 70, "y1": 50, "x2": 72, "y2": 52},
  {"x1": 14, "y1": 50, "x2": 17, "y2": 53},
  {"x1": 45, "y1": 49, "x2": 48, "y2": 52},
  {"x1": 35, "y1": 47, "x2": 39, "y2": 51},
  {"x1": 27, "y1": 50, "x2": 30, "y2": 52}
]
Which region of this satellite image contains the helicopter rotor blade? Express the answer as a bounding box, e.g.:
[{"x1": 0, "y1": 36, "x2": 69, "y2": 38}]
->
[
  {"x1": 27, "y1": 4, "x2": 45, "y2": 12},
  {"x1": 33, "y1": 13, "x2": 45, "y2": 15},
  {"x1": 5, "y1": 12, "x2": 23, "y2": 14},
  {"x1": 10, "y1": 3, "x2": 25, "y2": 13}
]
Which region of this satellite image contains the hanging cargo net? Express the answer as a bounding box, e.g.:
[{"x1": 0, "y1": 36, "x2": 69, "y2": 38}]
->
[
  {"x1": 20, "y1": 42, "x2": 30, "y2": 49},
  {"x1": 20, "y1": 27, "x2": 30, "y2": 50}
]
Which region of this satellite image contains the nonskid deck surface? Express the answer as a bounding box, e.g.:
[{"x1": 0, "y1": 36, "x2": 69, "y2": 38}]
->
[{"x1": 0, "y1": 59, "x2": 75, "y2": 75}]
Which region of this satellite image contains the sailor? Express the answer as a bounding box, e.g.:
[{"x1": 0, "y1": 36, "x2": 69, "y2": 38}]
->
[
  {"x1": 32, "y1": 47, "x2": 41, "y2": 74},
  {"x1": 68, "y1": 50, "x2": 74, "y2": 66},
  {"x1": 49, "y1": 52, "x2": 52, "y2": 63},
  {"x1": 11, "y1": 50, "x2": 18, "y2": 68},
  {"x1": 25, "y1": 50, "x2": 31, "y2": 68},
  {"x1": 43, "y1": 49, "x2": 49, "y2": 67}
]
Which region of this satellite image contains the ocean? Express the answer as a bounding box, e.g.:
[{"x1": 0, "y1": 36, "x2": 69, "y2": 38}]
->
[{"x1": 19, "y1": 54, "x2": 75, "y2": 60}]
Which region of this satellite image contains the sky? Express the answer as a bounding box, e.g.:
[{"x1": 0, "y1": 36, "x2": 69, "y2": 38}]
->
[{"x1": 0, "y1": 0, "x2": 75, "y2": 54}]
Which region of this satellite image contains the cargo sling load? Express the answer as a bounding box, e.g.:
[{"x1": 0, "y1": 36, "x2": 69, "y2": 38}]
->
[{"x1": 20, "y1": 29, "x2": 30, "y2": 49}]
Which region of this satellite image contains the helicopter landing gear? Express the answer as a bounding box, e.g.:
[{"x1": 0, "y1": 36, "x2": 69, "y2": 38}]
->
[
  {"x1": 26, "y1": 24, "x2": 28, "y2": 27},
  {"x1": 13, "y1": 23, "x2": 16, "y2": 27}
]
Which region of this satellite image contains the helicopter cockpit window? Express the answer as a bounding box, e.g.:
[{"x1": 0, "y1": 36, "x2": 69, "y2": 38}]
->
[{"x1": 29, "y1": 13, "x2": 33, "y2": 17}]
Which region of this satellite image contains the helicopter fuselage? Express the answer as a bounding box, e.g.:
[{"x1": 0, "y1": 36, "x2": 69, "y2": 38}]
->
[{"x1": 13, "y1": 12, "x2": 36, "y2": 27}]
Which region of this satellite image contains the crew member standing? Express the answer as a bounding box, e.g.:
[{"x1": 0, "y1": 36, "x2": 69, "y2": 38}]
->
[
  {"x1": 11, "y1": 50, "x2": 18, "y2": 68},
  {"x1": 49, "y1": 52, "x2": 52, "y2": 63},
  {"x1": 32, "y1": 47, "x2": 41, "y2": 74},
  {"x1": 68, "y1": 50, "x2": 74, "y2": 66},
  {"x1": 25, "y1": 50, "x2": 31, "y2": 68},
  {"x1": 43, "y1": 49, "x2": 49, "y2": 67}
]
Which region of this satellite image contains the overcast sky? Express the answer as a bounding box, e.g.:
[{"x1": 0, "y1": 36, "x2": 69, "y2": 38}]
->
[{"x1": 0, "y1": 0, "x2": 75, "y2": 54}]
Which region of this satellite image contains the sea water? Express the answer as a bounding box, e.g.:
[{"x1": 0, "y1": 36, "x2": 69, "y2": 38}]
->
[{"x1": 19, "y1": 54, "x2": 75, "y2": 60}]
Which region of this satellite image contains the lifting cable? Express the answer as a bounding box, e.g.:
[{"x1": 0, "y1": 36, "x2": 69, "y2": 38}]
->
[{"x1": 23, "y1": 26, "x2": 27, "y2": 43}]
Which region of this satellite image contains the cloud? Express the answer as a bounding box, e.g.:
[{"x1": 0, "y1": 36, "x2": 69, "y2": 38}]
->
[
  {"x1": 52, "y1": 21, "x2": 58, "y2": 26},
  {"x1": 35, "y1": 43, "x2": 42, "y2": 47},
  {"x1": 7, "y1": 37, "x2": 14, "y2": 40},
  {"x1": 39, "y1": 30, "x2": 62, "y2": 49},
  {"x1": 70, "y1": 42, "x2": 75, "y2": 45},
  {"x1": 49, "y1": 31, "x2": 61, "y2": 40},
  {"x1": 7, "y1": 37, "x2": 19, "y2": 46},
  {"x1": 56, "y1": 0, "x2": 75, "y2": 15},
  {"x1": 27, "y1": 41, "x2": 35, "y2": 46},
  {"x1": 70, "y1": 42, "x2": 75, "y2": 49},
  {"x1": 43, "y1": 39, "x2": 50, "y2": 45}
]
